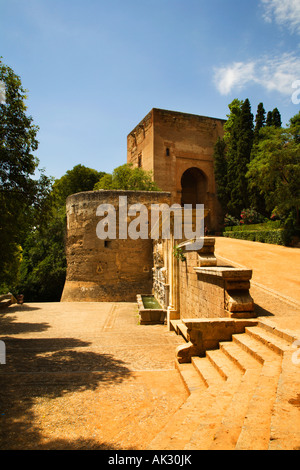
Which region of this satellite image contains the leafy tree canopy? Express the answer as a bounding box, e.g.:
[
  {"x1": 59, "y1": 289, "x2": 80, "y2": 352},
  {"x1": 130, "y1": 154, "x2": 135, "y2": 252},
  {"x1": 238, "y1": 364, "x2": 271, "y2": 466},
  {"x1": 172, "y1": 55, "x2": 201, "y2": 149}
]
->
[
  {"x1": 18, "y1": 164, "x2": 105, "y2": 301},
  {"x1": 52, "y1": 164, "x2": 106, "y2": 207},
  {"x1": 94, "y1": 163, "x2": 161, "y2": 191},
  {"x1": 247, "y1": 113, "x2": 300, "y2": 224},
  {"x1": 0, "y1": 58, "x2": 52, "y2": 290}
]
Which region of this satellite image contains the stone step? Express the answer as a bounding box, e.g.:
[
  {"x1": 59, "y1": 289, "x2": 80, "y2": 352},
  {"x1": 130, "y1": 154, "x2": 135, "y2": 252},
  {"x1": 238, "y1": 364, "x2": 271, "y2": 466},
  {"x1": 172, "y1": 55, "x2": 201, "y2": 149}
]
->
[
  {"x1": 184, "y1": 368, "x2": 244, "y2": 450},
  {"x1": 206, "y1": 348, "x2": 243, "y2": 381},
  {"x1": 147, "y1": 392, "x2": 207, "y2": 450},
  {"x1": 208, "y1": 340, "x2": 263, "y2": 450},
  {"x1": 183, "y1": 346, "x2": 249, "y2": 450},
  {"x1": 219, "y1": 341, "x2": 262, "y2": 373},
  {"x1": 245, "y1": 326, "x2": 291, "y2": 356},
  {"x1": 152, "y1": 321, "x2": 298, "y2": 450},
  {"x1": 147, "y1": 361, "x2": 215, "y2": 450},
  {"x1": 232, "y1": 331, "x2": 279, "y2": 364},
  {"x1": 175, "y1": 360, "x2": 206, "y2": 395},
  {"x1": 170, "y1": 319, "x2": 189, "y2": 341},
  {"x1": 177, "y1": 322, "x2": 188, "y2": 341},
  {"x1": 269, "y1": 350, "x2": 300, "y2": 450},
  {"x1": 258, "y1": 320, "x2": 297, "y2": 344},
  {"x1": 185, "y1": 338, "x2": 283, "y2": 450},
  {"x1": 209, "y1": 367, "x2": 262, "y2": 450},
  {"x1": 191, "y1": 356, "x2": 225, "y2": 388},
  {"x1": 235, "y1": 359, "x2": 282, "y2": 450}
]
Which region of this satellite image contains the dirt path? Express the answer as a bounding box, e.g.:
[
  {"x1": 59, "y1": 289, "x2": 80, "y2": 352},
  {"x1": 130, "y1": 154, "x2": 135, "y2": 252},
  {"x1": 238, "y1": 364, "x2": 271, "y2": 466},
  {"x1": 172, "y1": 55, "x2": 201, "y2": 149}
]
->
[
  {"x1": 0, "y1": 302, "x2": 187, "y2": 450},
  {"x1": 214, "y1": 237, "x2": 300, "y2": 334}
]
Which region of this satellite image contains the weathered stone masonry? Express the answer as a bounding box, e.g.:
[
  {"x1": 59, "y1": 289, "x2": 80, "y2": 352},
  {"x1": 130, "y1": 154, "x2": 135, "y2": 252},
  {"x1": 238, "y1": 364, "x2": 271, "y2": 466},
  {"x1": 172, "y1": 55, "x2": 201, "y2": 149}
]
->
[
  {"x1": 61, "y1": 109, "x2": 255, "y2": 324},
  {"x1": 61, "y1": 190, "x2": 171, "y2": 302},
  {"x1": 127, "y1": 108, "x2": 226, "y2": 231}
]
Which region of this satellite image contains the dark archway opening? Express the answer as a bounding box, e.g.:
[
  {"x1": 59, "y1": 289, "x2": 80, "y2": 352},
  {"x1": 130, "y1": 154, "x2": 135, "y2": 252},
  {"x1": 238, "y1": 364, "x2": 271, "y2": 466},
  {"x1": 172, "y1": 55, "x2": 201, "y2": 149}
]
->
[{"x1": 181, "y1": 167, "x2": 207, "y2": 208}]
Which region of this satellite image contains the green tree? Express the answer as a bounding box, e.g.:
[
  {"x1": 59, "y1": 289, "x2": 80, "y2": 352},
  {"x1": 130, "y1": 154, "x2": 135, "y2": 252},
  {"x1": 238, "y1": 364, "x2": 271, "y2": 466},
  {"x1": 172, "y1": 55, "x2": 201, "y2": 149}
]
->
[
  {"x1": 249, "y1": 103, "x2": 267, "y2": 214},
  {"x1": 289, "y1": 111, "x2": 300, "y2": 143},
  {"x1": 18, "y1": 164, "x2": 105, "y2": 301},
  {"x1": 94, "y1": 163, "x2": 161, "y2": 191},
  {"x1": 254, "y1": 102, "x2": 266, "y2": 142},
  {"x1": 272, "y1": 108, "x2": 282, "y2": 128},
  {"x1": 52, "y1": 164, "x2": 106, "y2": 206},
  {"x1": 266, "y1": 108, "x2": 282, "y2": 127},
  {"x1": 0, "y1": 58, "x2": 51, "y2": 291},
  {"x1": 247, "y1": 113, "x2": 300, "y2": 225},
  {"x1": 213, "y1": 137, "x2": 228, "y2": 211},
  {"x1": 223, "y1": 99, "x2": 243, "y2": 212},
  {"x1": 266, "y1": 111, "x2": 273, "y2": 127},
  {"x1": 225, "y1": 98, "x2": 254, "y2": 216},
  {"x1": 18, "y1": 210, "x2": 66, "y2": 301}
]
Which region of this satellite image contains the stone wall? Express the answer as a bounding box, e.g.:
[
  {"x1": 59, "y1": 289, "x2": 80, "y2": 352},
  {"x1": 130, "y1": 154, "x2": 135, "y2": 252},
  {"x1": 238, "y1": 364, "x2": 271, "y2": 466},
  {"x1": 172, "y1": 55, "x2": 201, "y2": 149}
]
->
[
  {"x1": 127, "y1": 108, "x2": 226, "y2": 231},
  {"x1": 179, "y1": 251, "x2": 226, "y2": 319},
  {"x1": 178, "y1": 239, "x2": 255, "y2": 320},
  {"x1": 61, "y1": 190, "x2": 171, "y2": 302}
]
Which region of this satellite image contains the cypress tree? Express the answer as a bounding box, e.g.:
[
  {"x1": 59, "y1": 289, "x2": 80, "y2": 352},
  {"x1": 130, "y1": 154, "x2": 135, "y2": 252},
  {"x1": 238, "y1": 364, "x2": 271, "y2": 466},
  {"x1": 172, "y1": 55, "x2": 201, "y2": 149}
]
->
[
  {"x1": 213, "y1": 137, "x2": 228, "y2": 211},
  {"x1": 272, "y1": 108, "x2": 282, "y2": 127},
  {"x1": 254, "y1": 102, "x2": 266, "y2": 141},
  {"x1": 266, "y1": 111, "x2": 273, "y2": 126},
  {"x1": 266, "y1": 108, "x2": 282, "y2": 127},
  {"x1": 249, "y1": 103, "x2": 267, "y2": 214},
  {"x1": 225, "y1": 100, "x2": 243, "y2": 217},
  {"x1": 226, "y1": 98, "x2": 254, "y2": 216}
]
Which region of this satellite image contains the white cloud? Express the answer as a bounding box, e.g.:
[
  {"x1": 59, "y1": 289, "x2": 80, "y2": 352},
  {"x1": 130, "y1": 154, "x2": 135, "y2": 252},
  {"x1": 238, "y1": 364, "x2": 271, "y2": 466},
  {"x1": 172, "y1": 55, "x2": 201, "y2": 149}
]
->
[
  {"x1": 214, "y1": 53, "x2": 300, "y2": 96},
  {"x1": 214, "y1": 62, "x2": 256, "y2": 95},
  {"x1": 261, "y1": 0, "x2": 300, "y2": 34}
]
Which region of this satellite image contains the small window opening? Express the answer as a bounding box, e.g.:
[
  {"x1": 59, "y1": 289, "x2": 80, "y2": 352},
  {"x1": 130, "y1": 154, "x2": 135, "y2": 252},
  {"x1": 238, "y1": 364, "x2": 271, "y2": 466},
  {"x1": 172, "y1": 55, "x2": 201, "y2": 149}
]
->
[
  {"x1": 166, "y1": 148, "x2": 170, "y2": 156},
  {"x1": 138, "y1": 154, "x2": 142, "y2": 167}
]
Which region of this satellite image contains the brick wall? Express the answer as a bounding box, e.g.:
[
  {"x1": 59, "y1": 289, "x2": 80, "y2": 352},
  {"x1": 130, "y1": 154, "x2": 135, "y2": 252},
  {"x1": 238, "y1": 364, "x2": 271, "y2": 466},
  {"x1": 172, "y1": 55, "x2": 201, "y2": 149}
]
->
[
  {"x1": 127, "y1": 108, "x2": 225, "y2": 231},
  {"x1": 179, "y1": 251, "x2": 225, "y2": 319}
]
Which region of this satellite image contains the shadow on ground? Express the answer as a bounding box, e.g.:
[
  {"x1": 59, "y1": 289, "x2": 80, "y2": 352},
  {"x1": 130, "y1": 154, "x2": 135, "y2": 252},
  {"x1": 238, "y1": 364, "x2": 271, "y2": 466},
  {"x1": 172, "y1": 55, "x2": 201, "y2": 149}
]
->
[{"x1": 0, "y1": 307, "x2": 133, "y2": 450}]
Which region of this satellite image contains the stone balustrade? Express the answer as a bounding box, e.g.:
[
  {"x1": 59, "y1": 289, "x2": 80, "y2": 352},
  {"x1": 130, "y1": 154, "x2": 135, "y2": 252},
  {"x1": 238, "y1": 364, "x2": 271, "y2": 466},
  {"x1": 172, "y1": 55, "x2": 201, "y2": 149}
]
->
[{"x1": 179, "y1": 237, "x2": 256, "y2": 320}]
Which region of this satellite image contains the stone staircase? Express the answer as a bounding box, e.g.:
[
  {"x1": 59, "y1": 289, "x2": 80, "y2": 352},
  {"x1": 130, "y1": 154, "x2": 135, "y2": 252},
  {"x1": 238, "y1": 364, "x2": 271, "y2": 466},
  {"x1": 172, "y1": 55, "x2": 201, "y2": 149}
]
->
[{"x1": 147, "y1": 320, "x2": 300, "y2": 450}]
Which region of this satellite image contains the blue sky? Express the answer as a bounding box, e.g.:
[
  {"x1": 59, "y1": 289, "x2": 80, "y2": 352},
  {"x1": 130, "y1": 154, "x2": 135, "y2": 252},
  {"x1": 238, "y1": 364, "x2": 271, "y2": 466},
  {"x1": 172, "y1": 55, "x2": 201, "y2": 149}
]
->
[{"x1": 1, "y1": 0, "x2": 300, "y2": 179}]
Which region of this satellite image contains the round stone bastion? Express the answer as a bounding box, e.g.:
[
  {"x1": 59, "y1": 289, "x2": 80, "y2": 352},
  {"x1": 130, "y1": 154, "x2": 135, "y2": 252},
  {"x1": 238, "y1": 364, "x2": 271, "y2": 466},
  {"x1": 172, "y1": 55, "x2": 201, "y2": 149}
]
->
[{"x1": 61, "y1": 189, "x2": 171, "y2": 302}]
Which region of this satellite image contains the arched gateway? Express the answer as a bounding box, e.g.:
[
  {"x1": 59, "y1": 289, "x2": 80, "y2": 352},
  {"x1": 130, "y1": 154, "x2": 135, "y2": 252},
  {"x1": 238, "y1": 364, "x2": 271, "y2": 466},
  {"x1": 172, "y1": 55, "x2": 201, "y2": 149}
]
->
[
  {"x1": 127, "y1": 108, "x2": 226, "y2": 231},
  {"x1": 181, "y1": 167, "x2": 207, "y2": 208}
]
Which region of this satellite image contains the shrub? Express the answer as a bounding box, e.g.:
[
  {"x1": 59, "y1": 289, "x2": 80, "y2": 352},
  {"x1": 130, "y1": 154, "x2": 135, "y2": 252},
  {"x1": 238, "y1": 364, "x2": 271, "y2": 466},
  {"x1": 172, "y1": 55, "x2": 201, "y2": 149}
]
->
[
  {"x1": 240, "y1": 208, "x2": 266, "y2": 225},
  {"x1": 223, "y1": 228, "x2": 290, "y2": 246},
  {"x1": 224, "y1": 213, "x2": 240, "y2": 227},
  {"x1": 224, "y1": 220, "x2": 281, "y2": 232}
]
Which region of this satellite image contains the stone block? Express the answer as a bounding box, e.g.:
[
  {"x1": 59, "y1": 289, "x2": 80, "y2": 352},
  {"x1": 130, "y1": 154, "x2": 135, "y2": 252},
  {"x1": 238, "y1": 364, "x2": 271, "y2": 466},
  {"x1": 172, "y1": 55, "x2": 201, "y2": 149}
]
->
[{"x1": 225, "y1": 290, "x2": 254, "y2": 313}]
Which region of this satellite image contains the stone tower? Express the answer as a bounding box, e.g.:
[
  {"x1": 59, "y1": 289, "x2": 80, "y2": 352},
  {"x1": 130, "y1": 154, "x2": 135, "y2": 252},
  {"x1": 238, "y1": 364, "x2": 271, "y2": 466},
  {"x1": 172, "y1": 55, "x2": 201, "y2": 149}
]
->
[{"x1": 127, "y1": 108, "x2": 226, "y2": 231}]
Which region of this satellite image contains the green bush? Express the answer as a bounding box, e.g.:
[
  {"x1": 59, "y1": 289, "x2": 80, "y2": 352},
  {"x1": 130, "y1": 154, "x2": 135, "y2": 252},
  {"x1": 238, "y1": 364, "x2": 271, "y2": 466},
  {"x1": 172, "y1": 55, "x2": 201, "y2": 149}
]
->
[
  {"x1": 240, "y1": 208, "x2": 266, "y2": 225},
  {"x1": 224, "y1": 213, "x2": 240, "y2": 227},
  {"x1": 224, "y1": 220, "x2": 281, "y2": 232},
  {"x1": 223, "y1": 228, "x2": 290, "y2": 246}
]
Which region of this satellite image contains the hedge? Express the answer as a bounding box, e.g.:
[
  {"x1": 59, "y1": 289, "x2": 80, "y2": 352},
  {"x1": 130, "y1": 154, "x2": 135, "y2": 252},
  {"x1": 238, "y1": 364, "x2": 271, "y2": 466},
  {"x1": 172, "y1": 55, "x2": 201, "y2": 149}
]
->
[
  {"x1": 224, "y1": 220, "x2": 281, "y2": 232},
  {"x1": 223, "y1": 228, "x2": 290, "y2": 246}
]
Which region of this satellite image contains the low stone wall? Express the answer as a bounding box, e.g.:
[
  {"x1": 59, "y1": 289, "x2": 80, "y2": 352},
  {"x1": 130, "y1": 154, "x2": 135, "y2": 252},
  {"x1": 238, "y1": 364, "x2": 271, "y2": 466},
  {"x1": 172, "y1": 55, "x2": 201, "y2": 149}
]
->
[
  {"x1": 176, "y1": 318, "x2": 258, "y2": 362},
  {"x1": 180, "y1": 252, "x2": 225, "y2": 318},
  {"x1": 179, "y1": 238, "x2": 255, "y2": 319}
]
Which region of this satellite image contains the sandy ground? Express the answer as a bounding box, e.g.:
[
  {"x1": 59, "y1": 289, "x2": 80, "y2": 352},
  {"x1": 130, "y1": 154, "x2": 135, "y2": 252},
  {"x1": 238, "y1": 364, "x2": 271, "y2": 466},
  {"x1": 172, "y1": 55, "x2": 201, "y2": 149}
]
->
[{"x1": 0, "y1": 302, "x2": 187, "y2": 450}]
